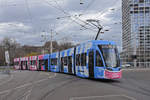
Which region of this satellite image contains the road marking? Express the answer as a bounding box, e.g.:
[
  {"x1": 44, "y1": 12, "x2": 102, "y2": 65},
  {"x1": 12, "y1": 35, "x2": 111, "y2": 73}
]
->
[
  {"x1": 49, "y1": 73, "x2": 57, "y2": 79},
  {"x1": 0, "y1": 90, "x2": 10, "y2": 95},
  {"x1": 0, "y1": 73, "x2": 57, "y2": 95},
  {"x1": 40, "y1": 72, "x2": 49, "y2": 75},
  {"x1": 0, "y1": 75, "x2": 14, "y2": 86},
  {"x1": 70, "y1": 94, "x2": 136, "y2": 100},
  {"x1": 24, "y1": 89, "x2": 32, "y2": 100},
  {"x1": 123, "y1": 68, "x2": 150, "y2": 71},
  {"x1": 15, "y1": 83, "x2": 31, "y2": 90},
  {"x1": 19, "y1": 73, "x2": 57, "y2": 100}
]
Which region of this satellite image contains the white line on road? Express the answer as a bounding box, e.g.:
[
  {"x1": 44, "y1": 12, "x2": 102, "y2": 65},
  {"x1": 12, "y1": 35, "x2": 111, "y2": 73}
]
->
[
  {"x1": 0, "y1": 75, "x2": 14, "y2": 86},
  {"x1": 70, "y1": 94, "x2": 136, "y2": 100},
  {"x1": 23, "y1": 73, "x2": 57, "y2": 100},
  {"x1": 122, "y1": 68, "x2": 150, "y2": 71},
  {"x1": 0, "y1": 73, "x2": 57, "y2": 95},
  {"x1": 49, "y1": 73, "x2": 57, "y2": 79}
]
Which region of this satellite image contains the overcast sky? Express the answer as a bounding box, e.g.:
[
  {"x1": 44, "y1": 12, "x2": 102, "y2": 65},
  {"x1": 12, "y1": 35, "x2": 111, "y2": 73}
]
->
[{"x1": 0, "y1": 0, "x2": 122, "y2": 51}]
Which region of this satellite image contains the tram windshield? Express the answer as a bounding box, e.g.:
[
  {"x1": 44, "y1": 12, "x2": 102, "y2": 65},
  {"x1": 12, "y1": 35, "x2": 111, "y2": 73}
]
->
[{"x1": 99, "y1": 45, "x2": 120, "y2": 68}]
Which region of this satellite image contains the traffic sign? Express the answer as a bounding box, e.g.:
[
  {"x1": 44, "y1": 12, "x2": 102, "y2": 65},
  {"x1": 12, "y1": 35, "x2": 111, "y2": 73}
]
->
[{"x1": 5, "y1": 51, "x2": 10, "y2": 64}]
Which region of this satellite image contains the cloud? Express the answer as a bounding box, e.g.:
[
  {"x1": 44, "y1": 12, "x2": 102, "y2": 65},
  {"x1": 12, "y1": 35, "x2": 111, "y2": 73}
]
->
[{"x1": 0, "y1": 0, "x2": 122, "y2": 51}]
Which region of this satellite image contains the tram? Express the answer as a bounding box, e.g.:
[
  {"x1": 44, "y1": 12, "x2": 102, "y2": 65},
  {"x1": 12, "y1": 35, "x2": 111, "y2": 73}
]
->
[
  {"x1": 14, "y1": 58, "x2": 20, "y2": 70},
  {"x1": 14, "y1": 40, "x2": 122, "y2": 79},
  {"x1": 20, "y1": 57, "x2": 29, "y2": 70},
  {"x1": 29, "y1": 56, "x2": 38, "y2": 71}
]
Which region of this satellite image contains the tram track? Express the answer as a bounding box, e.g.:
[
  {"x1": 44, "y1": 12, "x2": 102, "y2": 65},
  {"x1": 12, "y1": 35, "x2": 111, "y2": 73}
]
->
[
  {"x1": 0, "y1": 74, "x2": 13, "y2": 87},
  {"x1": 0, "y1": 71, "x2": 53, "y2": 100},
  {"x1": 108, "y1": 73, "x2": 150, "y2": 97},
  {"x1": 0, "y1": 71, "x2": 36, "y2": 100},
  {"x1": 1, "y1": 70, "x2": 150, "y2": 100},
  {"x1": 40, "y1": 75, "x2": 81, "y2": 100},
  {"x1": 110, "y1": 81, "x2": 150, "y2": 97},
  {"x1": 16, "y1": 73, "x2": 57, "y2": 100}
]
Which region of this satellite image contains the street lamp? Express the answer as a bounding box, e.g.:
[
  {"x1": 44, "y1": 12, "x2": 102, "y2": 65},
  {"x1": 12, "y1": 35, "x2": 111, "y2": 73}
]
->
[
  {"x1": 80, "y1": 0, "x2": 84, "y2": 4},
  {"x1": 41, "y1": 31, "x2": 47, "y2": 54}
]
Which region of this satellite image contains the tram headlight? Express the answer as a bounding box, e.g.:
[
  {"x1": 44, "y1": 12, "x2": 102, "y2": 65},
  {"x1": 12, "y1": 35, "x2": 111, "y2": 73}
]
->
[{"x1": 118, "y1": 68, "x2": 121, "y2": 71}]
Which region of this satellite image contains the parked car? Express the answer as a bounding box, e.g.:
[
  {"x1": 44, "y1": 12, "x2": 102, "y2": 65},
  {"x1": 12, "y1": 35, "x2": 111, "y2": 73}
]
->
[{"x1": 122, "y1": 64, "x2": 131, "y2": 68}]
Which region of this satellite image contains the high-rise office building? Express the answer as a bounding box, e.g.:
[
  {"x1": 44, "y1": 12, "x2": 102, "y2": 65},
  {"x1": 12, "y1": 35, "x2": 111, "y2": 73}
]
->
[{"x1": 122, "y1": 0, "x2": 150, "y2": 67}]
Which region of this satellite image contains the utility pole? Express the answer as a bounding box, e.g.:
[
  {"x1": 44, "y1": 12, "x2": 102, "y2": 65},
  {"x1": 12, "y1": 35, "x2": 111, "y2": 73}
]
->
[
  {"x1": 41, "y1": 31, "x2": 46, "y2": 54},
  {"x1": 50, "y1": 29, "x2": 53, "y2": 54}
]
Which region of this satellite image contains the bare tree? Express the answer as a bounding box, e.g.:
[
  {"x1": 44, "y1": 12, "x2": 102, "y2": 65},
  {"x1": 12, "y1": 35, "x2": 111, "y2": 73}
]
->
[{"x1": 1, "y1": 37, "x2": 20, "y2": 65}]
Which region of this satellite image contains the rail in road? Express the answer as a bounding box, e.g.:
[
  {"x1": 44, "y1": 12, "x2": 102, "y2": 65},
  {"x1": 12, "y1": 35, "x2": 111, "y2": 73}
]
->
[{"x1": 0, "y1": 69, "x2": 150, "y2": 100}]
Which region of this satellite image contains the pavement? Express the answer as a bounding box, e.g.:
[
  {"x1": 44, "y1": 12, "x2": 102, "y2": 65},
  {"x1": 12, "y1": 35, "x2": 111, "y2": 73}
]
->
[{"x1": 0, "y1": 68, "x2": 150, "y2": 100}]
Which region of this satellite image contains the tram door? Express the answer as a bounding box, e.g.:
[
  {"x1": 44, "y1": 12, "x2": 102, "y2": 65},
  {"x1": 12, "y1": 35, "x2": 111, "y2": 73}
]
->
[
  {"x1": 21, "y1": 61, "x2": 23, "y2": 70},
  {"x1": 88, "y1": 50, "x2": 94, "y2": 78},
  {"x1": 61, "y1": 58, "x2": 64, "y2": 72},
  {"x1": 25, "y1": 61, "x2": 28, "y2": 70},
  {"x1": 45, "y1": 60, "x2": 48, "y2": 71},
  {"x1": 39, "y1": 60, "x2": 42, "y2": 70},
  {"x1": 68, "y1": 56, "x2": 72, "y2": 74}
]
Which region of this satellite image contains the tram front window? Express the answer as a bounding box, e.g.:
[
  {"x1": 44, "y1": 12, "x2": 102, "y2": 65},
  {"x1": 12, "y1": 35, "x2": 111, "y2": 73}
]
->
[{"x1": 99, "y1": 45, "x2": 120, "y2": 68}]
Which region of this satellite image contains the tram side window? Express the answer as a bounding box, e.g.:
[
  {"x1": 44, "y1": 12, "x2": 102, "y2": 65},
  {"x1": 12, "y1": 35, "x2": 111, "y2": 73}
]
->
[
  {"x1": 15, "y1": 62, "x2": 19, "y2": 65},
  {"x1": 44, "y1": 60, "x2": 48, "y2": 66},
  {"x1": 31, "y1": 60, "x2": 36, "y2": 65},
  {"x1": 25, "y1": 61, "x2": 27, "y2": 66},
  {"x1": 40, "y1": 60, "x2": 45, "y2": 65},
  {"x1": 81, "y1": 53, "x2": 86, "y2": 66},
  {"x1": 76, "y1": 54, "x2": 81, "y2": 66},
  {"x1": 64, "y1": 57, "x2": 67, "y2": 66},
  {"x1": 39, "y1": 60, "x2": 43, "y2": 65},
  {"x1": 68, "y1": 56, "x2": 72, "y2": 66},
  {"x1": 23, "y1": 61, "x2": 26, "y2": 65},
  {"x1": 51, "y1": 58, "x2": 57, "y2": 65},
  {"x1": 96, "y1": 51, "x2": 103, "y2": 67}
]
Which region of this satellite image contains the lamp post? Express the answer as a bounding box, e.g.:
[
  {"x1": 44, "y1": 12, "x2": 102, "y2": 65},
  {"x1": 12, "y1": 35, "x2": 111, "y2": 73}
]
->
[
  {"x1": 50, "y1": 29, "x2": 53, "y2": 54},
  {"x1": 41, "y1": 31, "x2": 47, "y2": 54}
]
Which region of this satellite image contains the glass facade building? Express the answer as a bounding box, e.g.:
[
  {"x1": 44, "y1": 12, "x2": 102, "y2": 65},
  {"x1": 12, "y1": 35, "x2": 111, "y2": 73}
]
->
[{"x1": 122, "y1": 0, "x2": 150, "y2": 67}]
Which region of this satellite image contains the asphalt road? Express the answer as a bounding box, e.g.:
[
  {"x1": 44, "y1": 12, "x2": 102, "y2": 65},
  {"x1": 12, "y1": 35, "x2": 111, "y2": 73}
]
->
[{"x1": 0, "y1": 69, "x2": 150, "y2": 100}]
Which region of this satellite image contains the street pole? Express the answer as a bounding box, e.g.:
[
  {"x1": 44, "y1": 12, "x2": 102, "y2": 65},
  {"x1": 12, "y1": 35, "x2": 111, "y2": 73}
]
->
[{"x1": 50, "y1": 29, "x2": 53, "y2": 54}]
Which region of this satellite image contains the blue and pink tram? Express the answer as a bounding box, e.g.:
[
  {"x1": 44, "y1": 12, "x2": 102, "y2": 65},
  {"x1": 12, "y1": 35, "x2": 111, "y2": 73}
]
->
[
  {"x1": 14, "y1": 40, "x2": 122, "y2": 79},
  {"x1": 37, "y1": 54, "x2": 49, "y2": 71},
  {"x1": 20, "y1": 57, "x2": 29, "y2": 70},
  {"x1": 29, "y1": 56, "x2": 38, "y2": 71},
  {"x1": 60, "y1": 48, "x2": 75, "y2": 74},
  {"x1": 49, "y1": 52, "x2": 59, "y2": 72},
  {"x1": 14, "y1": 58, "x2": 20, "y2": 70}
]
